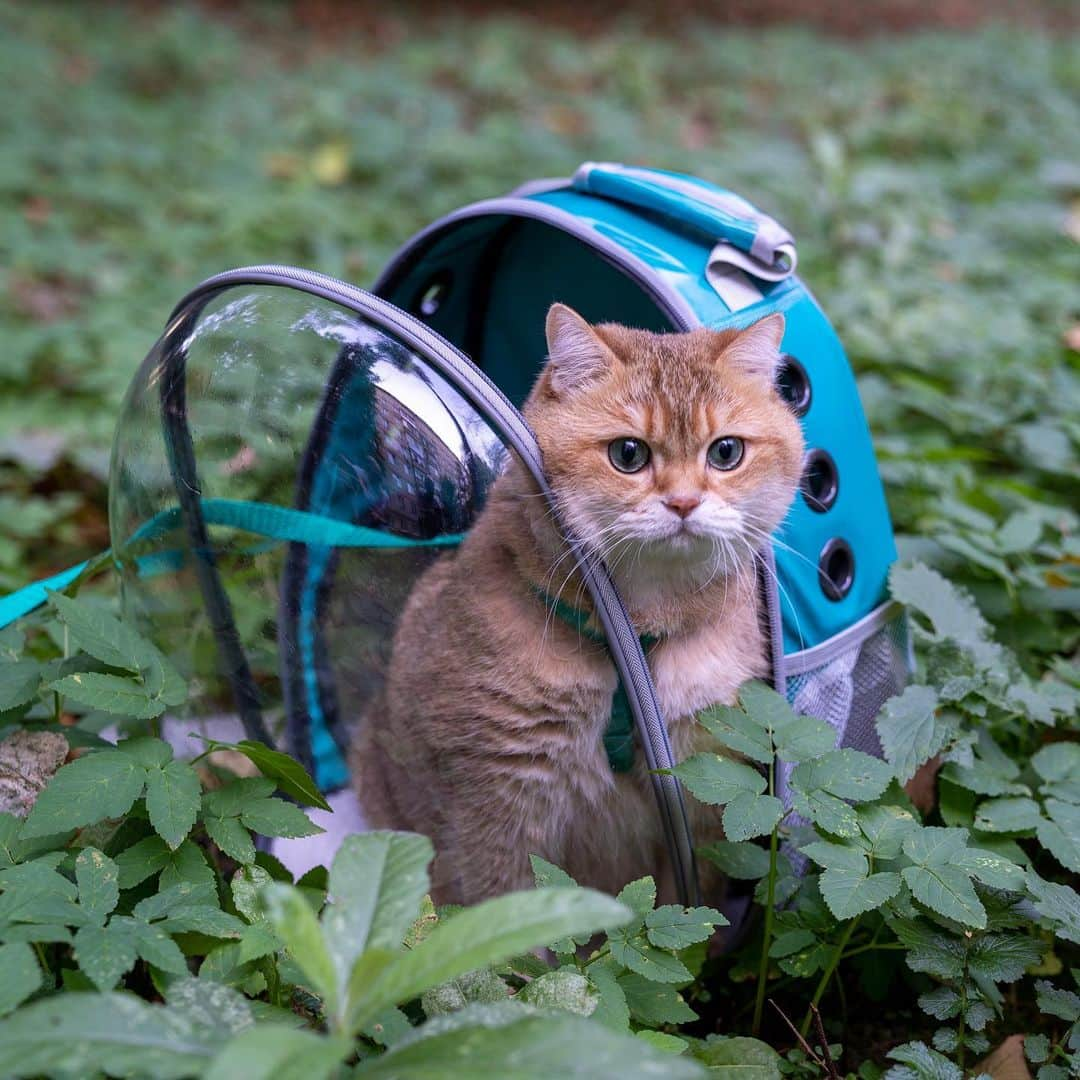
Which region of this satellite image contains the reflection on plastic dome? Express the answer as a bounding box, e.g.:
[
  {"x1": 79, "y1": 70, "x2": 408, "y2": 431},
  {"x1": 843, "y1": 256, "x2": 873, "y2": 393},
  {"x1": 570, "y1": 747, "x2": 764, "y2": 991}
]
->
[{"x1": 110, "y1": 285, "x2": 509, "y2": 777}]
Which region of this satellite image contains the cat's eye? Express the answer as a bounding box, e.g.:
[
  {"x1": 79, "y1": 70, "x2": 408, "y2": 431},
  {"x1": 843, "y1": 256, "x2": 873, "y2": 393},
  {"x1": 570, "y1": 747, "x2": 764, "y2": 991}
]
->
[
  {"x1": 707, "y1": 436, "x2": 745, "y2": 471},
  {"x1": 608, "y1": 437, "x2": 651, "y2": 473}
]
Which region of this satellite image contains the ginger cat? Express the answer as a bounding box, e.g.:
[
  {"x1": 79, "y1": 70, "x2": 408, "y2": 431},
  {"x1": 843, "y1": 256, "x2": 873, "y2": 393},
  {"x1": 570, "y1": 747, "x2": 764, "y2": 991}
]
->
[{"x1": 351, "y1": 305, "x2": 804, "y2": 904}]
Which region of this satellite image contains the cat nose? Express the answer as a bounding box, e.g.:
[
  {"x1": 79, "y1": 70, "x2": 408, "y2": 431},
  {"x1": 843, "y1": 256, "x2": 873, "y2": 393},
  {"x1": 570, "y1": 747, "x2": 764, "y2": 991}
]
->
[{"x1": 664, "y1": 494, "x2": 701, "y2": 519}]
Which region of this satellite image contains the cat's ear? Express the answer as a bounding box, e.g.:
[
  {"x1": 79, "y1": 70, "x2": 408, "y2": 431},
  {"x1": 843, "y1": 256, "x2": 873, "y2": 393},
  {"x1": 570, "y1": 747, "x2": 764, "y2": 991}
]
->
[
  {"x1": 544, "y1": 303, "x2": 619, "y2": 395},
  {"x1": 722, "y1": 313, "x2": 786, "y2": 383}
]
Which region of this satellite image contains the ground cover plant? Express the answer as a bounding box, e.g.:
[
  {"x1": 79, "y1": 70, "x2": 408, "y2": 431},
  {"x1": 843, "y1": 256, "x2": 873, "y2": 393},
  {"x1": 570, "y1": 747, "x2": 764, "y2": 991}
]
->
[{"x1": 0, "y1": 1, "x2": 1077, "y2": 1076}]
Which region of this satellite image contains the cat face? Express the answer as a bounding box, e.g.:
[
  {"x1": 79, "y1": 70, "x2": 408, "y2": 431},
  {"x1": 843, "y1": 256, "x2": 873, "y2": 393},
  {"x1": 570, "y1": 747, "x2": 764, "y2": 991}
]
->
[{"x1": 523, "y1": 306, "x2": 805, "y2": 584}]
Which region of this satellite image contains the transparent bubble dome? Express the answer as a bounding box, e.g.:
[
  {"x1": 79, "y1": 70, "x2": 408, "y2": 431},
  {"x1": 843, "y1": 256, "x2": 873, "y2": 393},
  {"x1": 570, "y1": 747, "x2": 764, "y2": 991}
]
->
[{"x1": 110, "y1": 282, "x2": 509, "y2": 789}]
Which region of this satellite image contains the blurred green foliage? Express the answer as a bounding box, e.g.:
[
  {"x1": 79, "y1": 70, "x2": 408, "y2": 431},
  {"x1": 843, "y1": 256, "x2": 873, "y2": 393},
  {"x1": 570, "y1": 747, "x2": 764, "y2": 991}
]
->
[{"x1": 0, "y1": 2, "x2": 1077, "y2": 670}]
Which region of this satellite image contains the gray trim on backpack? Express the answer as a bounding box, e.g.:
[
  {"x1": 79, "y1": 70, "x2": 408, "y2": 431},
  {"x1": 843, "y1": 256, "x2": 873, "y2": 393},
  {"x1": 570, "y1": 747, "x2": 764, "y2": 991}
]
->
[
  {"x1": 781, "y1": 600, "x2": 903, "y2": 677},
  {"x1": 372, "y1": 196, "x2": 701, "y2": 334},
  {"x1": 167, "y1": 264, "x2": 701, "y2": 905},
  {"x1": 759, "y1": 544, "x2": 787, "y2": 699}
]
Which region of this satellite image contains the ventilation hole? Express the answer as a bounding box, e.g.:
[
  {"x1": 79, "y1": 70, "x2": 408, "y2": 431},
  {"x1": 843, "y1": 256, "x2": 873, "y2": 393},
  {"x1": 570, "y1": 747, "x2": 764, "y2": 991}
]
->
[
  {"x1": 801, "y1": 449, "x2": 838, "y2": 513},
  {"x1": 413, "y1": 271, "x2": 452, "y2": 319},
  {"x1": 777, "y1": 354, "x2": 811, "y2": 417},
  {"x1": 818, "y1": 538, "x2": 855, "y2": 601}
]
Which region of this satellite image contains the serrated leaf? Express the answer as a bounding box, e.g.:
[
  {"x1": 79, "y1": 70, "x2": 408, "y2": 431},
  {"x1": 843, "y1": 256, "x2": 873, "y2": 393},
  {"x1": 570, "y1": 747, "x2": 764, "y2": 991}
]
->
[
  {"x1": 609, "y1": 930, "x2": 693, "y2": 983},
  {"x1": 918, "y1": 986, "x2": 960, "y2": 1020},
  {"x1": 159, "y1": 838, "x2": 215, "y2": 891},
  {"x1": 0, "y1": 992, "x2": 220, "y2": 1078},
  {"x1": 821, "y1": 866, "x2": 902, "y2": 920},
  {"x1": 616, "y1": 876, "x2": 656, "y2": 918},
  {"x1": 73, "y1": 921, "x2": 138, "y2": 991},
  {"x1": 204, "y1": 813, "x2": 256, "y2": 865},
  {"x1": 1026, "y1": 872, "x2": 1080, "y2": 944},
  {"x1": 772, "y1": 712, "x2": 838, "y2": 764},
  {"x1": 801, "y1": 840, "x2": 867, "y2": 871},
  {"x1": 116, "y1": 736, "x2": 173, "y2": 768},
  {"x1": 350, "y1": 887, "x2": 631, "y2": 1031},
  {"x1": 166, "y1": 975, "x2": 255, "y2": 1036},
  {"x1": 146, "y1": 760, "x2": 201, "y2": 849},
  {"x1": 672, "y1": 753, "x2": 765, "y2": 806},
  {"x1": 47, "y1": 591, "x2": 151, "y2": 672},
  {"x1": 617, "y1": 971, "x2": 697, "y2": 1024},
  {"x1": 902, "y1": 826, "x2": 971, "y2": 866},
  {"x1": 885, "y1": 1039, "x2": 964, "y2": 1080},
  {"x1": 22, "y1": 750, "x2": 145, "y2": 837},
  {"x1": 49, "y1": 672, "x2": 162, "y2": 719},
  {"x1": 901, "y1": 865, "x2": 986, "y2": 928},
  {"x1": 530, "y1": 854, "x2": 578, "y2": 889},
  {"x1": 197, "y1": 739, "x2": 330, "y2": 811},
  {"x1": 240, "y1": 797, "x2": 323, "y2": 839},
  {"x1": 114, "y1": 834, "x2": 172, "y2": 888},
  {"x1": 955, "y1": 847, "x2": 1026, "y2": 891},
  {"x1": 697, "y1": 703, "x2": 772, "y2": 763},
  {"x1": 968, "y1": 933, "x2": 1042, "y2": 983},
  {"x1": 201, "y1": 777, "x2": 277, "y2": 818},
  {"x1": 691, "y1": 1035, "x2": 783, "y2": 1075},
  {"x1": 876, "y1": 684, "x2": 946, "y2": 784},
  {"x1": 856, "y1": 803, "x2": 919, "y2": 859},
  {"x1": 738, "y1": 680, "x2": 797, "y2": 737},
  {"x1": 0, "y1": 942, "x2": 41, "y2": 1016},
  {"x1": 974, "y1": 796, "x2": 1041, "y2": 833},
  {"x1": 237, "y1": 923, "x2": 281, "y2": 964},
  {"x1": 75, "y1": 847, "x2": 119, "y2": 926},
  {"x1": 132, "y1": 879, "x2": 217, "y2": 921},
  {"x1": 517, "y1": 969, "x2": 597, "y2": 1016},
  {"x1": 1032, "y1": 743, "x2": 1080, "y2": 785},
  {"x1": 587, "y1": 962, "x2": 630, "y2": 1031},
  {"x1": 0, "y1": 659, "x2": 42, "y2": 711},
  {"x1": 262, "y1": 882, "x2": 338, "y2": 1016},
  {"x1": 645, "y1": 904, "x2": 725, "y2": 949},
  {"x1": 158, "y1": 905, "x2": 245, "y2": 939},
  {"x1": 699, "y1": 840, "x2": 771, "y2": 879},
  {"x1": 722, "y1": 791, "x2": 783, "y2": 840},
  {"x1": 231, "y1": 864, "x2": 273, "y2": 923},
  {"x1": 122, "y1": 916, "x2": 189, "y2": 975},
  {"x1": 1035, "y1": 979, "x2": 1080, "y2": 1022}
]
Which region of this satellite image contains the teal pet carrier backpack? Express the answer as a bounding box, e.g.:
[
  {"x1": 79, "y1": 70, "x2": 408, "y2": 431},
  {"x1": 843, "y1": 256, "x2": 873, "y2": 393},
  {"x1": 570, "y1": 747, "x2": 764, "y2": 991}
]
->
[{"x1": 0, "y1": 163, "x2": 910, "y2": 905}]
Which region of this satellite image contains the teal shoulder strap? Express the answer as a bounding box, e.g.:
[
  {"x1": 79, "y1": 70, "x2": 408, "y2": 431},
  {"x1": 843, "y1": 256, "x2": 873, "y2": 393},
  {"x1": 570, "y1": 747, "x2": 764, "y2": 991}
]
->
[{"x1": 0, "y1": 497, "x2": 463, "y2": 631}]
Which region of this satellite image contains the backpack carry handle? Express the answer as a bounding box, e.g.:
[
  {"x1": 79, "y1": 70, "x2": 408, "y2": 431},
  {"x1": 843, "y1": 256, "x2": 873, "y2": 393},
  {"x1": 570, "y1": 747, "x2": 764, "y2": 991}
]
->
[{"x1": 572, "y1": 161, "x2": 797, "y2": 281}]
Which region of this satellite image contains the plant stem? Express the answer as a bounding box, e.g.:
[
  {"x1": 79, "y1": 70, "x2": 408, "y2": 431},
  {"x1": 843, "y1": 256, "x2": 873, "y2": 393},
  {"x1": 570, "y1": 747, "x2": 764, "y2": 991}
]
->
[
  {"x1": 801, "y1": 914, "x2": 860, "y2": 1037},
  {"x1": 752, "y1": 759, "x2": 779, "y2": 1037}
]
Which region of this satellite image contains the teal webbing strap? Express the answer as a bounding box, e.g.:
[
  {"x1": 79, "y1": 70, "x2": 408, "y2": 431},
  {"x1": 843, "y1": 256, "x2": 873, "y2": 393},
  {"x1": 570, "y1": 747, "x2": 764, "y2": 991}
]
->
[
  {"x1": 531, "y1": 585, "x2": 657, "y2": 773},
  {"x1": 0, "y1": 497, "x2": 464, "y2": 631}
]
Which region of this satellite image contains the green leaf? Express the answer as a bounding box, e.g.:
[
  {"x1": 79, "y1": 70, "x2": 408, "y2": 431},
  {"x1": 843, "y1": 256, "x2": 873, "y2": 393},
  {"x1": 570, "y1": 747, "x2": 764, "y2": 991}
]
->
[
  {"x1": 262, "y1": 882, "x2": 338, "y2": 1019},
  {"x1": 1035, "y1": 979, "x2": 1080, "y2": 1023},
  {"x1": 132, "y1": 879, "x2": 216, "y2": 921},
  {"x1": 159, "y1": 838, "x2": 216, "y2": 891},
  {"x1": 821, "y1": 866, "x2": 902, "y2": 920},
  {"x1": 1026, "y1": 871, "x2": 1080, "y2": 944},
  {"x1": 114, "y1": 834, "x2": 172, "y2": 888},
  {"x1": 997, "y1": 509, "x2": 1043, "y2": 553},
  {"x1": 968, "y1": 933, "x2": 1042, "y2": 983},
  {"x1": 197, "y1": 739, "x2": 331, "y2": 811},
  {"x1": 0, "y1": 993, "x2": 220, "y2": 1079},
  {"x1": 202, "y1": 777, "x2": 277, "y2": 818},
  {"x1": 158, "y1": 904, "x2": 245, "y2": 939},
  {"x1": 609, "y1": 930, "x2": 693, "y2": 983},
  {"x1": 723, "y1": 791, "x2": 783, "y2": 840},
  {"x1": 421, "y1": 967, "x2": 508, "y2": 1017},
  {"x1": 636, "y1": 1029, "x2": 688, "y2": 1054},
  {"x1": 616, "y1": 876, "x2": 656, "y2": 918},
  {"x1": 885, "y1": 1039, "x2": 964, "y2": 1079},
  {"x1": 205, "y1": 1025, "x2": 351, "y2": 1080},
  {"x1": 48, "y1": 672, "x2": 162, "y2": 719},
  {"x1": 0, "y1": 942, "x2": 41, "y2": 1016},
  {"x1": 739, "y1": 680, "x2": 797, "y2": 737},
  {"x1": 617, "y1": 971, "x2": 697, "y2": 1024},
  {"x1": 671, "y1": 753, "x2": 765, "y2": 806},
  {"x1": 790, "y1": 749, "x2": 892, "y2": 836},
  {"x1": 901, "y1": 865, "x2": 986, "y2": 929},
  {"x1": 240, "y1": 797, "x2": 324, "y2": 839},
  {"x1": 697, "y1": 703, "x2": 772, "y2": 764},
  {"x1": 889, "y1": 562, "x2": 999, "y2": 668},
  {"x1": 0, "y1": 659, "x2": 42, "y2": 711},
  {"x1": 699, "y1": 840, "x2": 771, "y2": 879},
  {"x1": 350, "y1": 887, "x2": 630, "y2": 1030},
  {"x1": 122, "y1": 917, "x2": 189, "y2": 975},
  {"x1": 47, "y1": 591, "x2": 152, "y2": 672},
  {"x1": 116, "y1": 736, "x2": 173, "y2": 768},
  {"x1": 204, "y1": 813, "x2": 256, "y2": 865},
  {"x1": 75, "y1": 846, "x2": 119, "y2": 926},
  {"x1": 801, "y1": 840, "x2": 867, "y2": 871},
  {"x1": 517, "y1": 969, "x2": 598, "y2": 1016},
  {"x1": 231, "y1": 864, "x2": 273, "y2": 924},
  {"x1": 955, "y1": 847, "x2": 1025, "y2": 891},
  {"x1": 875, "y1": 684, "x2": 946, "y2": 783},
  {"x1": 974, "y1": 796, "x2": 1041, "y2": 833},
  {"x1": 323, "y1": 832, "x2": 432, "y2": 1019},
  {"x1": 22, "y1": 750, "x2": 145, "y2": 837},
  {"x1": 645, "y1": 904, "x2": 726, "y2": 949},
  {"x1": 1032, "y1": 743, "x2": 1080, "y2": 786},
  {"x1": 73, "y1": 921, "x2": 138, "y2": 991},
  {"x1": 146, "y1": 760, "x2": 201, "y2": 849},
  {"x1": 530, "y1": 854, "x2": 578, "y2": 889},
  {"x1": 356, "y1": 1013, "x2": 705, "y2": 1079},
  {"x1": 771, "y1": 712, "x2": 839, "y2": 764},
  {"x1": 587, "y1": 962, "x2": 631, "y2": 1031},
  {"x1": 166, "y1": 975, "x2": 255, "y2": 1036},
  {"x1": 691, "y1": 1035, "x2": 782, "y2": 1077}
]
